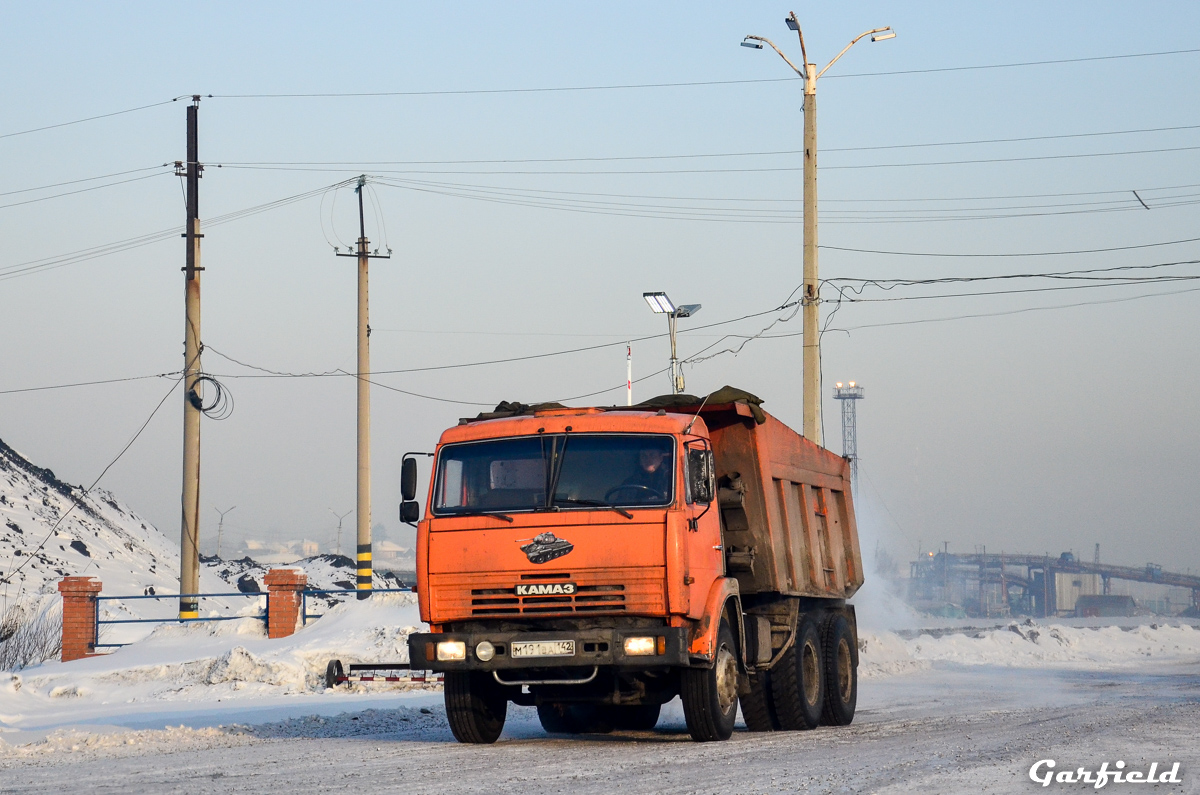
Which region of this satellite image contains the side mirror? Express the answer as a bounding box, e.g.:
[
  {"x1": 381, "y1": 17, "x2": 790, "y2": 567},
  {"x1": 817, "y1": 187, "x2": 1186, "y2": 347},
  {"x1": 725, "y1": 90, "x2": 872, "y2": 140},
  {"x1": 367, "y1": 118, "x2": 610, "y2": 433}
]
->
[
  {"x1": 400, "y1": 501, "x2": 420, "y2": 524},
  {"x1": 401, "y1": 457, "x2": 418, "y2": 501},
  {"x1": 688, "y1": 447, "x2": 713, "y2": 504}
]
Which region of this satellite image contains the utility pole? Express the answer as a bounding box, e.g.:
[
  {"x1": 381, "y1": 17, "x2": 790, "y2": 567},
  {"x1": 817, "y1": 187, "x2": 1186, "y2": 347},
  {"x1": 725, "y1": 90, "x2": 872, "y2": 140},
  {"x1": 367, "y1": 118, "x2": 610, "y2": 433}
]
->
[
  {"x1": 214, "y1": 506, "x2": 236, "y2": 559},
  {"x1": 743, "y1": 16, "x2": 893, "y2": 445},
  {"x1": 330, "y1": 508, "x2": 353, "y2": 558},
  {"x1": 177, "y1": 95, "x2": 204, "y2": 619},
  {"x1": 335, "y1": 176, "x2": 389, "y2": 599}
]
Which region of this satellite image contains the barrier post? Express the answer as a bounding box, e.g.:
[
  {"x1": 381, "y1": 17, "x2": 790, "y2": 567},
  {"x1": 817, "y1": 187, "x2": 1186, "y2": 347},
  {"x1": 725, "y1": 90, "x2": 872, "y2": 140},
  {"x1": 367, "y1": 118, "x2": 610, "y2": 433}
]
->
[
  {"x1": 264, "y1": 569, "x2": 307, "y2": 639},
  {"x1": 58, "y1": 577, "x2": 102, "y2": 662}
]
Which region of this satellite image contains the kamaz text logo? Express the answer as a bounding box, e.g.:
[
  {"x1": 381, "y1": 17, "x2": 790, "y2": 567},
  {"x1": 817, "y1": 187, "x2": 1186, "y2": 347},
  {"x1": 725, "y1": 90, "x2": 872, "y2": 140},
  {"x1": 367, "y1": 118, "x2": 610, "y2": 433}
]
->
[{"x1": 516, "y1": 582, "x2": 577, "y2": 596}]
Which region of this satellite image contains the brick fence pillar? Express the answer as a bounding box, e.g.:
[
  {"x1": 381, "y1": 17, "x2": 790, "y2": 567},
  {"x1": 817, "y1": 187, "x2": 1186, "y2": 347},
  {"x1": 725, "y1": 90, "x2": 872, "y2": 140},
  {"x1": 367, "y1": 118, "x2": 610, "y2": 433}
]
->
[
  {"x1": 58, "y1": 577, "x2": 102, "y2": 662},
  {"x1": 265, "y1": 569, "x2": 307, "y2": 639}
]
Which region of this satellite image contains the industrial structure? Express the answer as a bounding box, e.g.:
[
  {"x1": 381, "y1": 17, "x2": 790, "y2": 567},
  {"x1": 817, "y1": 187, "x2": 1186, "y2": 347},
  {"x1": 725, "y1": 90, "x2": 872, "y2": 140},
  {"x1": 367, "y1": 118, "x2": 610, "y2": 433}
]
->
[
  {"x1": 908, "y1": 550, "x2": 1200, "y2": 618},
  {"x1": 832, "y1": 381, "x2": 864, "y2": 491}
]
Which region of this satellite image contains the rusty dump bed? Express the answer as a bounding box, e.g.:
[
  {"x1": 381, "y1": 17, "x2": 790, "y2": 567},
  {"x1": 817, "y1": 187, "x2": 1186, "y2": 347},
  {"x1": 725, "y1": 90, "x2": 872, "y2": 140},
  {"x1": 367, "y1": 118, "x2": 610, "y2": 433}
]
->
[{"x1": 693, "y1": 402, "x2": 864, "y2": 600}]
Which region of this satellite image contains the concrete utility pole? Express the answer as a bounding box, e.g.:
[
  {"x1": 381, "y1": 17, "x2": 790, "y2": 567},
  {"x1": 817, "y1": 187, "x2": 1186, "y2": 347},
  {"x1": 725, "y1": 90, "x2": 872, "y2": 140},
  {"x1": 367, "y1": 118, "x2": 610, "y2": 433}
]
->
[
  {"x1": 214, "y1": 506, "x2": 236, "y2": 559},
  {"x1": 335, "y1": 177, "x2": 389, "y2": 599},
  {"x1": 743, "y1": 15, "x2": 894, "y2": 445},
  {"x1": 178, "y1": 95, "x2": 204, "y2": 619}
]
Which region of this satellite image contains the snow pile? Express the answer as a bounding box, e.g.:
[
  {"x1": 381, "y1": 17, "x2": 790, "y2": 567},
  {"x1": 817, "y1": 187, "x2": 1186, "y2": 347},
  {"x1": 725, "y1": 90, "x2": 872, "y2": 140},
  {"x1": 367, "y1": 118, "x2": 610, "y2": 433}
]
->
[
  {"x1": 0, "y1": 436, "x2": 182, "y2": 602},
  {"x1": 1, "y1": 591, "x2": 423, "y2": 730},
  {"x1": 1, "y1": 434, "x2": 411, "y2": 659},
  {"x1": 905, "y1": 620, "x2": 1200, "y2": 668},
  {"x1": 858, "y1": 631, "x2": 931, "y2": 678},
  {"x1": 859, "y1": 620, "x2": 1200, "y2": 678}
]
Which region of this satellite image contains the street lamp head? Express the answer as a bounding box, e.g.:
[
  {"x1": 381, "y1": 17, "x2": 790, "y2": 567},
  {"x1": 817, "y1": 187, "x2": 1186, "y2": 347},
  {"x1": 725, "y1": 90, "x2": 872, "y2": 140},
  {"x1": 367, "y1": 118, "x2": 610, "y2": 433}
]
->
[
  {"x1": 785, "y1": 17, "x2": 799, "y2": 32},
  {"x1": 675, "y1": 304, "x2": 701, "y2": 319},
  {"x1": 643, "y1": 292, "x2": 675, "y2": 314},
  {"x1": 741, "y1": 39, "x2": 763, "y2": 49},
  {"x1": 871, "y1": 30, "x2": 896, "y2": 42}
]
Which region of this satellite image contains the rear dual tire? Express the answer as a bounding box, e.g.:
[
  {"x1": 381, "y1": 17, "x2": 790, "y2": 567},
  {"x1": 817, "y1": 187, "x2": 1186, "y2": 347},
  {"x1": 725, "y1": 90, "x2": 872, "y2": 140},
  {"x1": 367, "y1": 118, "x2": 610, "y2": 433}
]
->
[
  {"x1": 819, "y1": 613, "x2": 858, "y2": 726},
  {"x1": 769, "y1": 617, "x2": 824, "y2": 730}
]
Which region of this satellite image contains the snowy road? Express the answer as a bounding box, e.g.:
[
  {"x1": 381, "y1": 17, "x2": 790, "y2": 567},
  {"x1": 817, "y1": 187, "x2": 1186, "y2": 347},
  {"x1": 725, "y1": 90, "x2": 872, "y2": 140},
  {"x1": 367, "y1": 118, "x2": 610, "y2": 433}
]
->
[{"x1": 3, "y1": 661, "x2": 1197, "y2": 794}]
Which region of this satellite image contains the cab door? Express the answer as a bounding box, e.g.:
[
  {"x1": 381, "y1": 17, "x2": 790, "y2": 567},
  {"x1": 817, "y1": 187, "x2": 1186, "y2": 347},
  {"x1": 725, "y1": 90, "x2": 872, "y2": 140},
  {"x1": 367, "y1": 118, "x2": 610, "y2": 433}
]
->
[{"x1": 683, "y1": 439, "x2": 722, "y2": 613}]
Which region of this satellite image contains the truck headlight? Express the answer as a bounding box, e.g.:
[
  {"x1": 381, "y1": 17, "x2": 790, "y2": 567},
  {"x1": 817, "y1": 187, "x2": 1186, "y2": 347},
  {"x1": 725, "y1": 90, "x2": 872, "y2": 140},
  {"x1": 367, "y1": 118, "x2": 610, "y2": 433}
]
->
[
  {"x1": 623, "y1": 636, "x2": 657, "y2": 656},
  {"x1": 436, "y1": 640, "x2": 467, "y2": 661},
  {"x1": 475, "y1": 641, "x2": 496, "y2": 662}
]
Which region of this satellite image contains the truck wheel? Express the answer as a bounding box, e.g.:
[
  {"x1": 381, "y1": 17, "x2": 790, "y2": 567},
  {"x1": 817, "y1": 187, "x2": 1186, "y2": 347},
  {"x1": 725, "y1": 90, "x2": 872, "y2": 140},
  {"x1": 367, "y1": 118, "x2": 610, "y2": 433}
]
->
[
  {"x1": 819, "y1": 614, "x2": 858, "y2": 726},
  {"x1": 605, "y1": 703, "x2": 661, "y2": 731},
  {"x1": 444, "y1": 671, "x2": 507, "y2": 744},
  {"x1": 681, "y1": 618, "x2": 739, "y2": 742},
  {"x1": 770, "y1": 616, "x2": 823, "y2": 730},
  {"x1": 740, "y1": 670, "x2": 778, "y2": 731}
]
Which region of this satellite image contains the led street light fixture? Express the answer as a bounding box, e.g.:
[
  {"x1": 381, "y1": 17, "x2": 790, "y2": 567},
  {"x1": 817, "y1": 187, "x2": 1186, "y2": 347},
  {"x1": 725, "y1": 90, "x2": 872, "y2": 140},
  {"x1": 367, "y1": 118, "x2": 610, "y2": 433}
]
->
[
  {"x1": 675, "y1": 304, "x2": 702, "y2": 319},
  {"x1": 872, "y1": 31, "x2": 896, "y2": 42},
  {"x1": 643, "y1": 292, "x2": 676, "y2": 314},
  {"x1": 741, "y1": 39, "x2": 763, "y2": 49},
  {"x1": 785, "y1": 17, "x2": 799, "y2": 31}
]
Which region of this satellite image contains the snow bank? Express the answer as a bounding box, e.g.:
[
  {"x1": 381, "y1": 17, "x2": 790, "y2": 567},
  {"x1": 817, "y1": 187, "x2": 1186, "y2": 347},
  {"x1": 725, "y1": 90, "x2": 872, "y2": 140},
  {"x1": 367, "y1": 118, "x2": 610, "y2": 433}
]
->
[
  {"x1": 859, "y1": 620, "x2": 1200, "y2": 678},
  {"x1": 0, "y1": 592, "x2": 425, "y2": 739}
]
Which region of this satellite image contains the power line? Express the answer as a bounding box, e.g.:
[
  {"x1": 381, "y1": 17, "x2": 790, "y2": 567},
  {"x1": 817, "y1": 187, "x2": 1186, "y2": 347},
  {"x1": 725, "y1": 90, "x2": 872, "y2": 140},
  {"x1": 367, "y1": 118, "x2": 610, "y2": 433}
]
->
[
  {"x1": 821, "y1": 235, "x2": 1200, "y2": 258},
  {"x1": 0, "y1": 178, "x2": 357, "y2": 281},
  {"x1": 212, "y1": 122, "x2": 1200, "y2": 167},
  {"x1": 820, "y1": 47, "x2": 1200, "y2": 79},
  {"x1": 0, "y1": 97, "x2": 186, "y2": 141},
  {"x1": 0, "y1": 166, "x2": 172, "y2": 198},
  {"x1": 1, "y1": 377, "x2": 182, "y2": 588},
  {"x1": 0, "y1": 372, "x2": 180, "y2": 396},
  {"x1": 207, "y1": 47, "x2": 1200, "y2": 100},
  {"x1": 218, "y1": 141, "x2": 1200, "y2": 176},
  {"x1": 0, "y1": 170, "x2": 172, "y2": 211}
]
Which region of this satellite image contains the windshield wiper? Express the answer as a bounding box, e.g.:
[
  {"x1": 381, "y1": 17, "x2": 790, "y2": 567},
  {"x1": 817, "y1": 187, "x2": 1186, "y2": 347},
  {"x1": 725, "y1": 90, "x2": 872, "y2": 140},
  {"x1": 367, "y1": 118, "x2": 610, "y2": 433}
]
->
[
  {"x1": 552, "y1": 498, "x2": 633, "y2": 519},
  {"x1": 453, "y1": 509, "x2": 515, "y2": 523}
]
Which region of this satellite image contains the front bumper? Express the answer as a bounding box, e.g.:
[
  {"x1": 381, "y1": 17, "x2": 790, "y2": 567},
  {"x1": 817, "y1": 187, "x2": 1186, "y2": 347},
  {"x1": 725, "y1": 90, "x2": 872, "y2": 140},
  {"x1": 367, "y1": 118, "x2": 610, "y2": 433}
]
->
[{"x1": 408, "y1": 627, "x2": 691, "y2": 672}]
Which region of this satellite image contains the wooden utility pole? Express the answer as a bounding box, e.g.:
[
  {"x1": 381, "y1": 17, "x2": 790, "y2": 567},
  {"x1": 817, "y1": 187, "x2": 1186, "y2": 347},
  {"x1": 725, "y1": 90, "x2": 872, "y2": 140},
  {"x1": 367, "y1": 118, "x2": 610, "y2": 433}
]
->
[
  {"x1": 336, "y1": 176, "x2": 389, "y2": 599},
  {"x1": 178, "y1": 95, "x2": 204, "y2": 618}
]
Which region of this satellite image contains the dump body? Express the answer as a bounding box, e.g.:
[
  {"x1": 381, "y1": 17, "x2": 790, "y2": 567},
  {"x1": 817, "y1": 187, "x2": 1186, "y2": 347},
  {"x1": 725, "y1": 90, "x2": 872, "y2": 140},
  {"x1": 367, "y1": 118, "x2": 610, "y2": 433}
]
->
[{"x1": 698, "y1": 403, "x2": 864, "y2": 600}]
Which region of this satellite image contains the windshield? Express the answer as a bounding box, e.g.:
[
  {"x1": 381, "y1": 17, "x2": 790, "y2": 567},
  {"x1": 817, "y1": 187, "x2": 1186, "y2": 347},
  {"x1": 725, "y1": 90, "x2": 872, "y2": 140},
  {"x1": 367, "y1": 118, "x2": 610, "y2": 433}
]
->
[{"x1": 432, "y1": 434, "x2": 675, "y2": 514}]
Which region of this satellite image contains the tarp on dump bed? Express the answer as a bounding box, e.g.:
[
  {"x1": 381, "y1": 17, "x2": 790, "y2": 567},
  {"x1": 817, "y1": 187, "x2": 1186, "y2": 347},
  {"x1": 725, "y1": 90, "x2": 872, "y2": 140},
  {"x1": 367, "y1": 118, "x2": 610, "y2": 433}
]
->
[{"x1": 466, "y1": 385, "x2": 766, "y2": 425}]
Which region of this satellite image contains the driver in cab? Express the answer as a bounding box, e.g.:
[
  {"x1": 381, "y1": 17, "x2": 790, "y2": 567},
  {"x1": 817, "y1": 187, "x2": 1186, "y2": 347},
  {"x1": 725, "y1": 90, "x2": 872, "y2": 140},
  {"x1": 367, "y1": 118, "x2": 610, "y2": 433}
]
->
[{"x1": 617, "y1": 448, "x2": 672, "y2": 501}]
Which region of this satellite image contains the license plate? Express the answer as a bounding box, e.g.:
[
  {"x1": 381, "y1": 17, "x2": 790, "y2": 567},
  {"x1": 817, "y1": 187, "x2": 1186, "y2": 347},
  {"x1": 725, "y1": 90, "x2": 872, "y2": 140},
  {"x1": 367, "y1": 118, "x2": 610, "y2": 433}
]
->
[{"x1": 510, "y1": 640, "x2": 576, "y2": 659}]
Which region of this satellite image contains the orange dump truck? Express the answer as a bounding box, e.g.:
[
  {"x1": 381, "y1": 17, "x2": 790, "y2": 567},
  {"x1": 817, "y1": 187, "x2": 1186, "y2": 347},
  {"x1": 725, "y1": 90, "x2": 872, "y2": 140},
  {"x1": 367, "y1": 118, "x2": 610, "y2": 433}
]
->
[{"x1": 403, "y1": 387, "x2": 863, "y2": 743}]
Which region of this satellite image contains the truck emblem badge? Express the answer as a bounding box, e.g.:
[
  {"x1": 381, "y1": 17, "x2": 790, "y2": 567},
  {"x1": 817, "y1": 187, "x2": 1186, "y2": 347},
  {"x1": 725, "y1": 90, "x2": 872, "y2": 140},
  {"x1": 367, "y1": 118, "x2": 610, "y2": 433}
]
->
[{"x1": 519, "y1": 532, "x2": 574, "y2": 564}]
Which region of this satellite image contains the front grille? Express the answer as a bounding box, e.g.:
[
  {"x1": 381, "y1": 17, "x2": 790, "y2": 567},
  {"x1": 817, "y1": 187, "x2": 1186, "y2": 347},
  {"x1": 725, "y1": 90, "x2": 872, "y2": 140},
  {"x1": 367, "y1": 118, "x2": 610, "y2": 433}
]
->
[
  {"x1": 471, "y1": 580, "x2": 626, "y2": 616},
  {"x1": 429, "y1": 566, "x2": 666, "y2": 621}
]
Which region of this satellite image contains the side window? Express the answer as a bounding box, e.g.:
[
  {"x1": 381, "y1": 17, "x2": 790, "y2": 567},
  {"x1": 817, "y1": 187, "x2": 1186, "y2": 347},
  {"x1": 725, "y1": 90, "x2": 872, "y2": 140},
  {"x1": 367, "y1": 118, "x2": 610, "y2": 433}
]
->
[{"x1": 685, "y1": 443, "x2": 714, "y2": 504}]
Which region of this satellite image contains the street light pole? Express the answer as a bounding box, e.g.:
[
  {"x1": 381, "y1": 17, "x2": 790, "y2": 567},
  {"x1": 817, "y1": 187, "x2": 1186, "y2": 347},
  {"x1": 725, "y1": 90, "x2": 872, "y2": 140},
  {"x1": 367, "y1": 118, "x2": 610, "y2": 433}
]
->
[
  {"x1": 744, "y1": 15, "x2": 893, "y2": 446},
  {"x1": 643, "y1": 292, "x2": 700, "y2": 395}
]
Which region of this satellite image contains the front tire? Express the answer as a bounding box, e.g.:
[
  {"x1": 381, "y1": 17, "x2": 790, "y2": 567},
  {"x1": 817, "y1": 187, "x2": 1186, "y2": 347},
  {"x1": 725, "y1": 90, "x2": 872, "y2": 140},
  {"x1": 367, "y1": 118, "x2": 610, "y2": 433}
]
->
[
  {"x1": 770, "y1": 616, "x2": 823, "y2": 730},
  {"x1": 681, "y1": 618, "x2": 739, "y2": 742},
  {"x1": 819, "y1": 614, "x2": 858, "y2": 726},
  {"x1": 444, "y1": 671, "x2": 507, "y2": 744}
]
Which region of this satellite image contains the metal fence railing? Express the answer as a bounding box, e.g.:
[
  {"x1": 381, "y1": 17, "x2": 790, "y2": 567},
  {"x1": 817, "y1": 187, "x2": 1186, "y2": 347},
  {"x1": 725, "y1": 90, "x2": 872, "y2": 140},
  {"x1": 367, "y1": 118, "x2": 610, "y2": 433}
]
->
[{"x1": 93, "y1": 591, "x2": 267, "y2": 649}]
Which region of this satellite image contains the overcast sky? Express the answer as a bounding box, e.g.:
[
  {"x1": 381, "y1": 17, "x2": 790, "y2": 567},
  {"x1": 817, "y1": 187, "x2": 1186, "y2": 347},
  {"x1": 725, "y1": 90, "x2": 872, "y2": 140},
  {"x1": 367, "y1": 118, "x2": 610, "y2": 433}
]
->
[{"x1": 2, "y1": 2, "x2": 1198, "y2": 575}]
